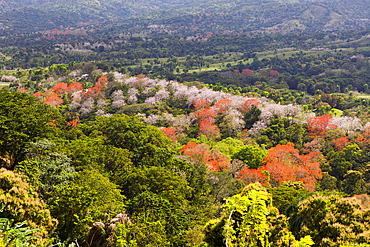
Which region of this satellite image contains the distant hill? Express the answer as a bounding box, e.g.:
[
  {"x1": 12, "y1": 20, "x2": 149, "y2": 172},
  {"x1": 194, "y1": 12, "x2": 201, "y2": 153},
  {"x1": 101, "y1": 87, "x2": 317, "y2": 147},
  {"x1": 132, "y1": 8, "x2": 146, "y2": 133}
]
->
[{"x1": 0, "y1": 0, "x2": 369, "y2": 32}]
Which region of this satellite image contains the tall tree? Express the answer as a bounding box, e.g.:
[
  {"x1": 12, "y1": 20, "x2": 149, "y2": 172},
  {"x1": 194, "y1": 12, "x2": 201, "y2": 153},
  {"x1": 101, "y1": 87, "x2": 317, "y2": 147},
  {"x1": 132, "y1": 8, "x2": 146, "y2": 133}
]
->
[
  {"x1": 81, "y1": 114, "x2": 174, "y2": 167},
  {"x1": 0, "y1": 90, "x2": 62, "y2": 169},
  {"x1": 203, "y1": 183, "x2": 314, "y2": 247},
  {"x1": 291, "y1": 194, "x2": 370, "y2": 246}
]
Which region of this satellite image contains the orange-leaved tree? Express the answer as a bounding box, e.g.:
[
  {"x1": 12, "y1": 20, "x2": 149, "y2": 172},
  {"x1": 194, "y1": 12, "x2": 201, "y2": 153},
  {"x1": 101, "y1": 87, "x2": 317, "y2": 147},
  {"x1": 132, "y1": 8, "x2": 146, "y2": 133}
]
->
[
  {"x1": 160, "y1": 127, "x2": 177, "y2": 142},
  {"x1": 67, "y1": 81, "x2": 84, "y2": 94},
  {"x1": 237, "y1": 143, "x2": 322, "y2": 191},
  {"x1": 85, "y1": 86, "x2": 101, "y2": 98},
  {"x1": 180, "y1": 142, "x2": 230, "y2": 172},
  {"x1": 52, "y1": 82, "x2": 68, "y2": 94},
  {"x1": 66, "y1": 119, "x2": 80, "y2": 128},
  {"x1": 332, "y1": 136, "x2": 350, "y2": 151},
  {"x1": 237, "y1": 168, "x2": 269, "y2": 186},
  {"x1": 43, "y1": 94, "x2": 64, "y2": 107},
  {"x1": 239, "y1": 99, "x2": 260, "y2": 113},
  {"x1": 308, "y1": 115, "x2": 336, "y2": 136},
  {"x1": 262, "y1": 142, "x2": 322, "y2": 191},
  {"x1": 96, "y1": 76, "x2": 108, "y2": 88},
  {"x1": 214, "y1": 98, "x2": 232, "y2": 114},
  {"x1": 199, "y1": 121, "x2": 221, "y2": 140}
]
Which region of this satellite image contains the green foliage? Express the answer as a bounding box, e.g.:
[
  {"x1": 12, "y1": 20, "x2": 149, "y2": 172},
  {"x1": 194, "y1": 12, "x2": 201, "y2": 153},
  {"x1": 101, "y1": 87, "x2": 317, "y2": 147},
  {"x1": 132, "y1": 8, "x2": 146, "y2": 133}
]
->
[
  {"x1": 342, "y1": 170, "x2": 368, "y2": 196},
  {"x1": 291, "y1": 194, "x2": 370, "y2": 246},
  {"x1": 204, "y1": 182, "x2": 313, "y2": 247},
  {"x1": 49, "y1": 169, "x2": 125, "y2": 242},
  {"x1": 213, "y1": 137, "x2": 245, "y2": 158},
  {"x1": 128, "y1": 191, "x2": 189, "y2": 246},
  {"x1": 243, "y1": 105, "x2": 262, "y2": 130},
  {"x1": 0, "y1": 168, "x2": 56, "y2": 239},
  {"x1": 2, "y1": 10, "x2": 370, "y2": 244},
  {"x1": 222, "y1": 191, "x2": 271, "y2": 247},
  {"x1": 121, "y1": 166, "x2": 190, "y2": 207},
  {"x1": 269, "y1": 181, "x2": 309, "y2": 215},
  {"x1": 326, "y1": 144, "x2": 367, "y2": 181},
  {"x1": 81, "y1": 114, "x2": 174, "y2": 167},
  {"x1": 15, "y1": 139, "x2": 76, "y2": 200},
  {"x1": 256, "y1": 118, "x2": 308, "y2": 149},
  {"x1": 58, "y1": 136, "x2": 132, "y2": 183},
  {"x1": 232, "y1": 145, "x2": 267, "y2": 169},
  {"x1": 0, "y1": 90, "x2": 62, "y2": 169},
  {"x1": 0, "y1": 217, "x2": 39, "y2": 247},
  {"x1": 109, "y1": 222, "x2": 138, "y2": 247}
]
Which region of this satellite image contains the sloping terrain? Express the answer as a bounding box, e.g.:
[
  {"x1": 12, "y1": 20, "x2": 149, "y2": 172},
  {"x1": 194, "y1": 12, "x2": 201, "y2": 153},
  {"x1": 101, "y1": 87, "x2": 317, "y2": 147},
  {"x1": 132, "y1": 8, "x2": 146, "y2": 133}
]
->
[{"x1": 0, "y1": 0, "x2": 369, "y2": 32}]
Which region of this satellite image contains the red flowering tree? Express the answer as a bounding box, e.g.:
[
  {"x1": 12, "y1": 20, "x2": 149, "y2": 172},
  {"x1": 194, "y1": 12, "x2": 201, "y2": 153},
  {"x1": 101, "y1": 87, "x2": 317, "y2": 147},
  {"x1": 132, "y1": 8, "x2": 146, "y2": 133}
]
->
[
  {"x1": 96, "y1": 76, "x2": 108, "y2": 88},
  {"x1": 261, "y1": 143, "x2": 322, "y2": 191},
  {"x1": 33, "y1": 92, "x2": 44, "y2": 98},
  {"x1": 66, "y1": 119, "x2": 79, "y2": 128},
  {"x1": 67, "y1": 81, "x2": 84, "y2": 94},
  {"x1": 192, "y1": 106, "x2": 221, "y2": 139},
  {"x1": 214, "y1": 98, "x2": 232, "y2": 114},
  {"x1": 332, "y1": 136, "x2": 350, "y2": 151},
  {"x1": 196, "y1": 107, "x2": 217, "y2": 123},
  {"x1": 241, "y1": 69, "x2": 254, "y2": 76},
  {"x1": 180, "y1": 142, "x2": 230, "y2": 172},
  {"x1": 237, "y1": 168, "x2": 269, "y2": 186},
  {"x1": 52, "y1": 82, "x2": 68, "y2": 94},
  {"x1": 269, "y1": 70, "x2": 279, "y2": 77},
  {"x1": 240, "y1": 99, "x2": 261, "y2": 113},
  {"x1": 160, "y1": 127, "x2": 177, "y2": 142},
  {"x1": 43, "y1": 94, "x2": 64, "y2": 107},
  {"x1": 85, "y1": 86, "x2": 101, "y2": 98},
  {"x1": 207, "y1": 149, "x2": 230, "y2": 172},
  {"x1": 199, "y1": 121, "x2": 221, "y2": 140},
  {"x1": 308, "y1": 115, "x2": 337, "y2": 136},
  {"x1": 192, "y1": 98, "x2": 210, "y2": 111}
]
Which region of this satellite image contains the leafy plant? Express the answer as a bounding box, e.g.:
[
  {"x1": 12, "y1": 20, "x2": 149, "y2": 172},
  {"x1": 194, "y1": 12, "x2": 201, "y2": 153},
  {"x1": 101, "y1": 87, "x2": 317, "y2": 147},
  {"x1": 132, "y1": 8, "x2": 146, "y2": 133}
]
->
[{"x1": 0, "y1": 217, "x2": 38, "y2": 247}]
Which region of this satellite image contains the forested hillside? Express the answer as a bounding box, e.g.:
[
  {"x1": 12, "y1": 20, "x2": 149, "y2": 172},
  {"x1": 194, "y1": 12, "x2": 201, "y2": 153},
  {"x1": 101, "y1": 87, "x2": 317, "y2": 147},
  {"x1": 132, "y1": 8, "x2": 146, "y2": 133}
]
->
[
  {"x1": 1, "y1": 64, "x2": 370, "y2": 246},
  {"x1": 1, "y1": 0, "x2": 370, "y2": 246},
  {"x1": 1, "y1": 0, "x2": 370, "y2": 32}
]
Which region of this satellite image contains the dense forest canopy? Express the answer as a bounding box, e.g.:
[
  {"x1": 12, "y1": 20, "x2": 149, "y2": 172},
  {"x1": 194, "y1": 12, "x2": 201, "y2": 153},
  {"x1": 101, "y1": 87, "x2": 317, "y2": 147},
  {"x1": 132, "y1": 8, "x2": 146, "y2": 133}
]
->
[{"x1": 1, "y1": 0, "x2": 370, "y2": 246}]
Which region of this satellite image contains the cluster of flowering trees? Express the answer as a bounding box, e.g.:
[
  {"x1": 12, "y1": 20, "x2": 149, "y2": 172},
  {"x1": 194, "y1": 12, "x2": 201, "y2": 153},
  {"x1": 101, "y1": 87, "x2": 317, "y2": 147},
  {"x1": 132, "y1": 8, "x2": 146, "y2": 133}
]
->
[
  {"x1": 24, "y1": 74, "x2": 370, "y2": 196},
  {"x1": 3, "y1": 70, "x2": 370, "y2": 246},
  {"x1": 238, "y1": 143, "x2": 322, "y2": 191}
]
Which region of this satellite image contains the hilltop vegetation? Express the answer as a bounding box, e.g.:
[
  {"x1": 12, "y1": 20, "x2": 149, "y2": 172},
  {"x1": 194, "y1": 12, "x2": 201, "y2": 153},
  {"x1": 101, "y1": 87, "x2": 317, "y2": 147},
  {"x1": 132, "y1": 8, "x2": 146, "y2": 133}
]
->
[
  {"x1": 1, "y1": 0, "x2": 370, "y2": 246},
  {"x1": 1, "y1": 0, "x2": 370, "y2": 32}
]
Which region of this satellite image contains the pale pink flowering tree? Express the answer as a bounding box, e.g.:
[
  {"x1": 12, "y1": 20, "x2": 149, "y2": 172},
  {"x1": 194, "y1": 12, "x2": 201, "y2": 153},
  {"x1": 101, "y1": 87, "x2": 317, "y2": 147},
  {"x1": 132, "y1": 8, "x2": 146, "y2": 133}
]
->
[
  {"x1": 331, "y1": 116, "x2": 363, "y2": 133},
  {"x1": 127, "y1": 88, "x2": 139, "y2": 104},
  {"x1": 79, "y1": 98, "x2": 95, "y2": 116}
]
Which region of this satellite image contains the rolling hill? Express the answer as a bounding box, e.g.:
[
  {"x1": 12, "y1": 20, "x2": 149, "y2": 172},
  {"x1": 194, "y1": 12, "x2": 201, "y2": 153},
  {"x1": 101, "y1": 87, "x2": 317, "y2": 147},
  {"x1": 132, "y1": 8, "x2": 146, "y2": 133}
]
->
[{"x1": 0, "y1": 0, "x2": 369, "y2": 32}]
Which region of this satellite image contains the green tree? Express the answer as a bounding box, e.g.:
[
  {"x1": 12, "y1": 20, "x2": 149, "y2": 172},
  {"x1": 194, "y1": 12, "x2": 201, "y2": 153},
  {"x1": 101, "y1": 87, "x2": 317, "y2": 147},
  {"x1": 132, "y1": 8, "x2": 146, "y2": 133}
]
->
[
  {"x1": 15, "y1": 139, "x2": 76, "y2": 201},
  {"x1": 121, "y1": 166, "x2": 191, "y2": 208},
  {"x1": 49, "y1": 169, "x2": 125, "y2": 242},
  {"x1": 342, "y1": 170, "x2": 368, "y2": 196},
  {"x1": 128, "y1": 191, "x2": 189, "y2": 246},
  {"x1": 232, "y1": 145, "x2": 267, "y2": 169},
  {"x1": 0, "y1": 217, "x2": 40, "y2": 247},
  {"x1": 203, "y1": 183, "x2": 314, "y2": 247},
  {"x1": 0, "y1": 90, "x2": 62, "y2": 169},
  {"x1": 213, "y1": 137, "x2": 245, "y2": 158},
  {"x1": 243, "y1": 105, "x2": 261, "y2": 129},
  {"x1": 0, "y1": 168, "x2": 56, "y2": 239},
  {"x1": 81, "y1": 115, "x2": 174, "y2": 167},
  {"x1": 58, "y1": 136, "x2": 132, "y2": 182},
  {"x1": 291, "y1": 194, "x2": 370, "y2": 246},
  {"x1": 269, "y1": 181, "x2": 309, "y2": 215}
]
